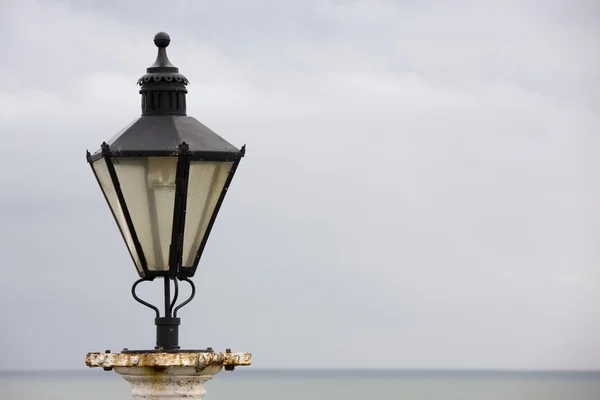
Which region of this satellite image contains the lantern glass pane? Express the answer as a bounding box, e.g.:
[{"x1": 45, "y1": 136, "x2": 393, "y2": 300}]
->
[
  {"x1": 182, "y1": 161, "x2": 233, "y2": 267},
  {"x1": 112, "y1": 157, "x2": 178, "y2": 271},
  {"x1": 91, "y1": 157, "x2": 143, "y2": 274}
]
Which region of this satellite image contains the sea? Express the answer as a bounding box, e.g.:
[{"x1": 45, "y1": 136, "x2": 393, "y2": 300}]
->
[{"x1": 2, "y1": 369, "x2": 600, "y2": 400}]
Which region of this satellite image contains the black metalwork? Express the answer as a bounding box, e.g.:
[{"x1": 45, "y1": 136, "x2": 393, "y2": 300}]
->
[
  {"x1": 138, "y1": 32, "x2": 189, "y2": 116},
  {"x1": 121, "y1": 348, "x2": 214, "y2": 354},
  {"x1": 86, "y1": 118, "x2": 243, "y2": 163},
  {"x1": 87, "y1": 32, "x2": 245, "y2": 280},
  {"x1": 168, "y1": 142, "x2": 191, "y2": 275},
  {"x1": 155, "y1": 316, "x2": 180, "y2": 350},
  {"x1": 87, "y1": 31, "x2": 247, "y2": 350},
  {"x1": 130, "y1": 276, "x2": 197, "y2": 351},
  {"x1": 173, "y1": 278, "x2": 196, "y2": 318},
  {"x1": 102, "y1": 142, "x2": 150, "y2": 276},
  {"x1": 169, "y1": 277, "x2": 179, "y2": 316},
  {"x1": 131, "y1": 278, "x2": 160, "y2": 318}
]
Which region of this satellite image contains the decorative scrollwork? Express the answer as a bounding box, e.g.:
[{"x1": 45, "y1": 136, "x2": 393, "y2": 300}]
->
[
  {"x1": 137, "y1": 73, "x2": 189, "y2": 86},
  {"x1": 131, "y1": 278, "x2": 160, "y2": 318},
  {"x1": 130, "y1": 277, "x2": 195, "y2": 319}
]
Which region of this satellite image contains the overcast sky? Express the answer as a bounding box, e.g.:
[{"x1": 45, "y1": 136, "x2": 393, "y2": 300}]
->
[{"x1": 0, "y1": 0, "x2": 599, "y2": 371}]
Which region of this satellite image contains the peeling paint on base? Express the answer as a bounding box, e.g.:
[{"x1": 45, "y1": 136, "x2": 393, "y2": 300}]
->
[
  {"x1": 86, "y1": 351, "x2": 251, "y2": 400},
  {"x1": 86, "y1": 351, "x2": 251, "y2": 369}
]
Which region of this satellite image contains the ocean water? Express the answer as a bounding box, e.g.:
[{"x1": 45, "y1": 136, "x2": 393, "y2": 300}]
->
[{"x1": 1, "y1": 369, "x2": 600, "y2": 400}]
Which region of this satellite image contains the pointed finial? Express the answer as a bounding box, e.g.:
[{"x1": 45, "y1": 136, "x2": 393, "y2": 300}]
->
[
  {"x1": 148, "y1": 32, "x2": 177, "y2": 71},
  {"x1": 154, "y1": 32, "x2": 171, "y2": 48},
  {"x1": 137, "y1": 32, "x2": 189, "y2": 116}
]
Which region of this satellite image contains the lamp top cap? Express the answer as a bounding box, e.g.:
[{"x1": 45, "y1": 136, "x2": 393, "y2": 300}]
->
[
  {"x1": 154, "y1": 32, "x2": 171, "y2": 48},
  {"x1": 136, "y1": 31, "x2": 189, "y2": 114}
]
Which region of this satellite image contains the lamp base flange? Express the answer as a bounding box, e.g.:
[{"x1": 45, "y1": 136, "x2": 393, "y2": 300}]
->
[{"x1": 121, "y1": 348, "x2": 215, "y2": 354}]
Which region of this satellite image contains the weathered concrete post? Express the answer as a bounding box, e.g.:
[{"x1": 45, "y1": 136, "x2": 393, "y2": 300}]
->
[{"x1": 86, "y1": 351, "x2": 251, "y2": 399}]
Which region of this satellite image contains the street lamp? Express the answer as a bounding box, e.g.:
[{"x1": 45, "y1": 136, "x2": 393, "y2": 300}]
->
[{"x1": 86, "y1": 32, "x2": 245, "y2": 352}]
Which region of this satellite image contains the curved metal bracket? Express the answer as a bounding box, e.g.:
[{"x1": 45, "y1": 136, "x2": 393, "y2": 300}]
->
[
  {"x1": 130, "y1": 276, "x2": 197, "y2": 350},
  {"x1": 131, "y1": 278, "x2": 160, "y2": 318},
  {"x1": 169, "y1": 277, "x2": 179, "y2": 316},
  {"x1": 173, "y1": 278, "x2": 196, "y2": 318},
  {"x1": 130, "y1": 277, "x2": 195, "y2": 318}
]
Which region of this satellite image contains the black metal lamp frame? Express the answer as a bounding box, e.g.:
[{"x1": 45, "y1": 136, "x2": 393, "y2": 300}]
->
[
  {"x1": 86, "y1": 32, "x2": 246, "y2": 352},
  {"x1": 87, "y1": 142, "x2": 244, "y2": 279},
  {"x1": 86, "y1": 32, "x2": 245, "y2": 279}
]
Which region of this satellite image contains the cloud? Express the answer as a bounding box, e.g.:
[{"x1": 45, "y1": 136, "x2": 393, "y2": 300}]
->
[{"x1": 0, "y1": 0, "x2": 599, "y2": 370}]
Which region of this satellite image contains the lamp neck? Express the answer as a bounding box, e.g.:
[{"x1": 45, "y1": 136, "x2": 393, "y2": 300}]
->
[
  {"x1": 131, "y1": 276, "x2": 196, "y2": 352},
  {"x1": 155, "y1": 277, "x2": 180, "y2": 350},
  {"x1": 155, "y1": 317, "x2": 181, "y2": 351}
]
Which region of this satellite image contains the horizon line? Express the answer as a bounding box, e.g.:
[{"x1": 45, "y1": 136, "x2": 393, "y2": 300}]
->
[{"x1": 2, "y1": 367, "x2": 600, "y2": 374}]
